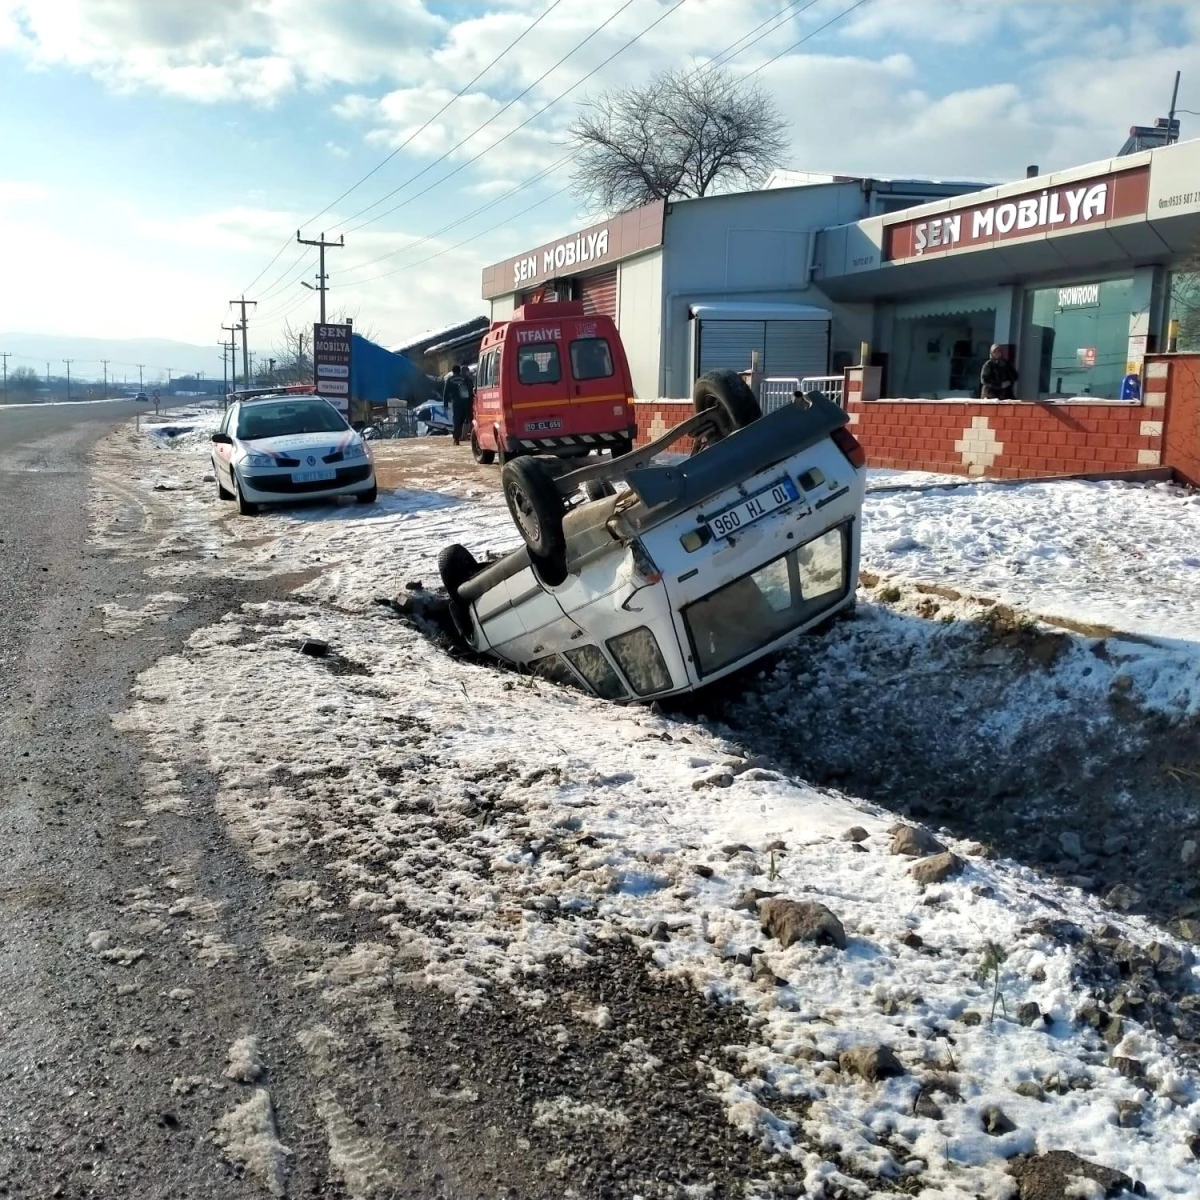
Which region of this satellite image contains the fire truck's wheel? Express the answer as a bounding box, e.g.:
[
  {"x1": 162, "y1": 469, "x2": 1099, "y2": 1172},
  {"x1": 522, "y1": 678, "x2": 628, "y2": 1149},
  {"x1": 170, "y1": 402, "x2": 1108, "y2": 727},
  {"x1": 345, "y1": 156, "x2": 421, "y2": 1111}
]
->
[
  {"x1": 501, "y1": 457, "x2": 566, "y2": 559},
  {"x1": 584, "y1": 478, "x2": 616, "y2": 503},
  {"x1": 692, "y1": 368, "x2": 762, "y2": 431},
  {"x1": 471, "y1": 431, "x2": 495, "y2": 465},
  {"x1": 438, "y1": 543, "x2": 481, "y2": 603}
]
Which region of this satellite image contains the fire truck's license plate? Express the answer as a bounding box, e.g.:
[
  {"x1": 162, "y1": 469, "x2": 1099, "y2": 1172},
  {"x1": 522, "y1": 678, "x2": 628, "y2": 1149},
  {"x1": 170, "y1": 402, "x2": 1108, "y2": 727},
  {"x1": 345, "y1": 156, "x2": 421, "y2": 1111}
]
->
[
  {"x1": 526, "y1": 419, "x2": 563, "y2": 432},
  {"x1": 706, "y1": 477, "x2": 801, "y2": 539}
]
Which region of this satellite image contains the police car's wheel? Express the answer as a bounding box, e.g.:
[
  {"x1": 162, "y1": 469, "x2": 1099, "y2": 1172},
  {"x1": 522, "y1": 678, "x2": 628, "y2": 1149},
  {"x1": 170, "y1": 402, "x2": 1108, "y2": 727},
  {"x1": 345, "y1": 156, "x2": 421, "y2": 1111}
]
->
[
  {"x1": 215, "y1": 461, "x2": 234, "y2": 501},
  {"x1": 692, "y1": 368, "x2": 762, "y2": 431},
  {"x1": 232, "y1": 470, "x2": 257, "y2": 516},
  {"x1": 501, "y1": 457, "x2": 566, "y2": 559},
  {"x1": 471, "y1": 431, "x2": 495, "y2": 465}
]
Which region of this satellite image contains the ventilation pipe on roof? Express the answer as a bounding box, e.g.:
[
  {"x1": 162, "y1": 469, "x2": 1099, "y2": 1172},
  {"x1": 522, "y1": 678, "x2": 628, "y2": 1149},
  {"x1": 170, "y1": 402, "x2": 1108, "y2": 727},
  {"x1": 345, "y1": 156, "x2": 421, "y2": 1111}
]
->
[{"x1": 1026, "y1": 165, "x2": 1039, "y2": 178}]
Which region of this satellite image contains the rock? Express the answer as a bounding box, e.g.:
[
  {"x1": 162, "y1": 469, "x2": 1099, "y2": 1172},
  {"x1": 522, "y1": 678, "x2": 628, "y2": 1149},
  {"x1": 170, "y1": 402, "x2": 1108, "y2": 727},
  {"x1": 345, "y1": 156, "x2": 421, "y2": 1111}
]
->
[
  {"x1": 964, "y1": 842, "x2": 991, "y2": 858},
  {"x1": 839, "y1": 1044, "x2": 905, "y2": 1082},
  {"x1": 900, "y1": 931, "x2": 923, "y2": 950},
  {"x1": 201, "y1": 472, "x2": 215, "y2": 483},
  {"x1": 1174, "y1": 918, "x2": 1200, "y2": 943},
  {"x1": 1102, "y1": 1016, "x2": 1124, "y2": 1047},
  {"x1": 1182, "y1": 840, "x2": 1198, "y2": 867},
  {"x1": 911, "y1": 852, "x2": 965, "y2": 886},
  {"x1": 1103, "y1": 883, "x2": 1142, "y2": 913},
  {"x1": 691, "y1": 864, "x2": 714, "y2": 879},
  {"x1": 981, "y1": 1105, "x2": 1015, "y2": 1135},
  {"x1": 1016, "y1": 1002, "x2": 1043, "y2": 1027},
  {"x1": 890, "y1": 826, "x2": 946, "y2": 857},
  {"x1": 649, "y1": 921, "x2": 670, "y2": 942},
  {"x1": 842, "y1": 826, "x2": 869, "y2": 843},
  {"x1": 1013, "y1": 1081, "x2": 1045, "y2": 1102},
  {"x1": 959, "y1": 1011, "x2": 983, "y2": 1027},
  {"x1": 1102, "y1": 833, "x2": 1130, "y2": 857},
  {"x1": 300, "y1": 638, "x2": 330, "y2": 658},
  {"x1": 733, "y1": 887, "x2": 778, "y2": 912},
  {"x1": 1009, "y1": 1150, "x2": 1135, "y2": 1200},
  {"x1": 1188, "y1": 1132, "x2": 1200, "y2": 1161},
  {"x1": 1108, "y1": 1055, "x2": 1144, "y2": 1080},
  {"x1": 1057, "y1": 831, "x2": 1083, "y2": 860},
  {"x1": 759, "y1": 898, "x2": 847, "y2": 951},
  {"x1": 1116, "y1": 1100, "x2": 1144, "y2": 1128},
  {"x1": 1110, "y1": 674, "x2": 1134, "y2": 694},
  {"x1": 914, "y1": 1089, "x2": 944, "y2": 1120},
  {"x1": 722, "y1": 843, "x2": 754, "y2": 857}
]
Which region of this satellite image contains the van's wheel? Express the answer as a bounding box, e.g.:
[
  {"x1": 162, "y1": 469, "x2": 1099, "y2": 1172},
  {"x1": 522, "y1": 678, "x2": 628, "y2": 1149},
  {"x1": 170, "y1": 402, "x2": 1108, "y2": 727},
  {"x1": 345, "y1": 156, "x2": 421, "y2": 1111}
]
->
[
  {"x1": 438, "y1": 543, "x2": 481, "y2": 602},
  {"x1": 471, "y1": 431, "x2": 495, "y2": 465},
  {"x1": 584, "y1": 478, "x2": 616, "y2": 503},
  {"x1": 692, "y1": 368, "x2": 762, "y2": 431},
  {"x1": 501, "y1": 457, "x2": 566, "y2": 559},
  {"x1": 610, "y1": 438, "x2": 633, "y2": 460}
]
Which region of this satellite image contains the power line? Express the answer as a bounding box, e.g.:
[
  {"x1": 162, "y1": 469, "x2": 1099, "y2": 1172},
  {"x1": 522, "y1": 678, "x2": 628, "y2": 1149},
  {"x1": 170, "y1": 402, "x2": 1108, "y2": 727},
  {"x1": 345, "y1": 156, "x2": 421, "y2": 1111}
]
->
[
  {"x1": 237, "y1": 0, "x2": 567, "y2": 297},
  {"x1": 337, "y1": 0, "x2": 641, "y2": 235},
  {"x1": 706, "y1": 0, "x2": 825, "y2": 72},
  {"x1": 747, "y1": 0, "x2": 872, "y2": 77},
  {"x1": 341, "y1": 0, "x2": 689, "y2": 237}
]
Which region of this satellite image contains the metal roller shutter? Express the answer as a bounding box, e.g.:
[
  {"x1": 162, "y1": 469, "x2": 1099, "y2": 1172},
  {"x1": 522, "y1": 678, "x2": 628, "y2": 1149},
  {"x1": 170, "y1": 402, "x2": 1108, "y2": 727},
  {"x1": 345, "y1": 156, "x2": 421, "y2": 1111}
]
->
[
  {"x1": 697, "y1": 321, "x2": 764, "y2": 378},
  {"x1": 577, "y1": 268, "x2": 617, "y2": 318},
  {"x1": 764, "y1": 319, "x2": 830, "y2": 379}
]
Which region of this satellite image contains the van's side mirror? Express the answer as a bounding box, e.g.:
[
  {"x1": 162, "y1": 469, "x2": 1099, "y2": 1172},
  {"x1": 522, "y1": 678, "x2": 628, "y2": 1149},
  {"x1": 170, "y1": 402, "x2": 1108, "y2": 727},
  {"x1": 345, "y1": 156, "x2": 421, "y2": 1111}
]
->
[{"x1": 211, "y1": 432, "x2": 232, "y2": 444}]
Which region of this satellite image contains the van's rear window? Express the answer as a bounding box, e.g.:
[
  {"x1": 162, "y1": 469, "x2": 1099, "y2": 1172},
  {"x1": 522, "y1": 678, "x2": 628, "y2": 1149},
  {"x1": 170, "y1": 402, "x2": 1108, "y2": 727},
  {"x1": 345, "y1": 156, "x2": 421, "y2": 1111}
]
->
[
  {"x1": 517, "y1": 344, "x2": 561, "y2": 385},
  {"x1": 569, "y1": 338, "x2": 614, "y2": 381}
]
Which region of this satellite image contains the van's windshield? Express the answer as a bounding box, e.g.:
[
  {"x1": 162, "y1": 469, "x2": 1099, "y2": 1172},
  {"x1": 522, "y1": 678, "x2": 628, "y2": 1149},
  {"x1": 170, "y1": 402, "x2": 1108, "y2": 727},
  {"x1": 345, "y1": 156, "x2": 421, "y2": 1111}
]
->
[{"x1": 684, "y1": 526, "x2": 849, "y2": 676}]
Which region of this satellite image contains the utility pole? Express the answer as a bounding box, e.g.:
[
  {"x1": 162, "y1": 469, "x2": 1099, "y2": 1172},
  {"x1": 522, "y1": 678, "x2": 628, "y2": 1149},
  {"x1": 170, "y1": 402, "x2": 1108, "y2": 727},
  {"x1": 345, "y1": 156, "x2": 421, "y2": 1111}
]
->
[
  {"x1": 218, "y1": 339, "x2": 235, "y2": 402},
  {"x1": 296, "y1": 230, "x2": 344, "y2": 324},
  {"x1": 138, "y1": 364, "x2": 145, "y2": 390},
  {"x1": 268, "y1": 357, "x2": 276, "y2": 386},
  {"x1": 165, "y1": 366, "x2": 174, "y2": 395},
  {"x1": 249, "y1": 352, "x2": 257, "y2": 387},
  {"x1": 1, "y1": 351, "x2": 9, "y2": 402},
  {"x1": 100, "y1": 358, "x2": 110, "y2": 400},
  {"x1": 229, "y1": 297, "x2": 256, "y2": 392},
  {"x1": 62, "y1": 359, "x2": 74, "y2": 402},
  {"x1": 221, "y1": 323, "x2": 241, "y2": 391},
  {"x1": 1168, "y1": 69, "x2": 1182, "y2": 144}
]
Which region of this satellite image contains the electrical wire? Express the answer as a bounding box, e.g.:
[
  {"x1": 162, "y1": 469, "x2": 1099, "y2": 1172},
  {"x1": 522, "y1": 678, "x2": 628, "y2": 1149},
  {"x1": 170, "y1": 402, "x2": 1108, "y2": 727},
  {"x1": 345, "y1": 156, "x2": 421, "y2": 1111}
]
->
[
  {"x1": 236, "y1": 0, "x2": 567, "y2": 297},
  {"x1": 699, "y1": 0, "x2": 823, "y2": 74},
  {"x1": 335, "y1": 0, "x2": 640, "y2": 235},
  {"x1": 341, "y1": 0, "x2": 689, "y2": 237},
  {"x1": 747, "y1": 0, "x2": 872, "y2": 77}
]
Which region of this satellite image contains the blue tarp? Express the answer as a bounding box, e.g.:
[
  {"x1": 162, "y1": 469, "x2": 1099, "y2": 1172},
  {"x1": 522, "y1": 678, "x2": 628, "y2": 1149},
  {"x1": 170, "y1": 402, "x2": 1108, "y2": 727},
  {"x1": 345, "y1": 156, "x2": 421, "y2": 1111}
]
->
[{"x1": 351, "y1": 334, "x2": 434, "y2": 404}]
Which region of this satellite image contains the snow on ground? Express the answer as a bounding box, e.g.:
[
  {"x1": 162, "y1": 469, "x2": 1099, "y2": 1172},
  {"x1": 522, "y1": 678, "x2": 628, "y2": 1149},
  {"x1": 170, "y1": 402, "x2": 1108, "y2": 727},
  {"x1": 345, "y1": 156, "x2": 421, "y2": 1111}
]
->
[
  {"x1": 863, "y1": 477, "x2": 1200, "y2": 648},
  {"x1": 114, "y1": 418, "x2": 1200, "y2": 1197}
]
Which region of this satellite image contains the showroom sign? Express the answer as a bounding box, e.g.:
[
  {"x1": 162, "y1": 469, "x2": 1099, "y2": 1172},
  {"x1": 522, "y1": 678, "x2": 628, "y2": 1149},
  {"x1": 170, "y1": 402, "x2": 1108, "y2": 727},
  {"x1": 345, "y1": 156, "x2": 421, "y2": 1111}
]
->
[{"x1": 884, "y1": 165, "x2": 1150, "y2": 261}]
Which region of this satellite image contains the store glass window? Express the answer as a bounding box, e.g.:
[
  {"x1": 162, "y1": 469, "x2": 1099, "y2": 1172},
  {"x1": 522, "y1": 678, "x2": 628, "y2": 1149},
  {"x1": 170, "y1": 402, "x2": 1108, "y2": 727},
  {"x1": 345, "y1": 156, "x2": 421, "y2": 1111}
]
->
[
  {"x1": 891, "y1": 308, "x2": 997, "y2": 398},
  {"x1": 1019, "y1": 277, "x2": 1132, "y2": 399},
  {"x1": 1169, "y1": 270, "x2": 1200, "y2": 353}
]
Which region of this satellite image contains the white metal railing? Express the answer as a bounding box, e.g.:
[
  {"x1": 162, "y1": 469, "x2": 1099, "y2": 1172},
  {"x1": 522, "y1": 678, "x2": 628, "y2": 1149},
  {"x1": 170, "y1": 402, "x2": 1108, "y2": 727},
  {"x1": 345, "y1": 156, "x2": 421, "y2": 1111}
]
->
[{"x1": 798, "y1": 375, "x2": 845, "y2": 408}]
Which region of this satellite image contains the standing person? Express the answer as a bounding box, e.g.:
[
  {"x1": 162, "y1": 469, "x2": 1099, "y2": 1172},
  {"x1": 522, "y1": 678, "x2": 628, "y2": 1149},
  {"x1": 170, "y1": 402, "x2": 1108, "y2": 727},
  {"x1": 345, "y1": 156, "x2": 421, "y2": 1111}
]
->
[
  {"x1": 980, "y1": 344, "x2": 1018, "y2": 400},
  {"x1": 447, "y1": 364, "x2": 472, "y2": 445}
]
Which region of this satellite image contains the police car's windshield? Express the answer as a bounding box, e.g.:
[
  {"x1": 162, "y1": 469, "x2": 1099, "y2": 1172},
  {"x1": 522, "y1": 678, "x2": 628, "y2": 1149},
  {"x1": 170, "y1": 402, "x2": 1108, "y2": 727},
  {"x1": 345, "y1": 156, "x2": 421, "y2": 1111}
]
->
[{"x1": 236, "y1": 400, "x2": 346, "y2": 440}]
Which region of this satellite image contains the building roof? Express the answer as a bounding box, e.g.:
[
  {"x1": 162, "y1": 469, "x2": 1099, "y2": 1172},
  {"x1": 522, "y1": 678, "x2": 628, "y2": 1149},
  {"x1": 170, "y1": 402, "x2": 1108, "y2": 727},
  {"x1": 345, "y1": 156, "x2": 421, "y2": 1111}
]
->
[{"x1": 392, "y1": 315, "x2": 489, "y2": 357}]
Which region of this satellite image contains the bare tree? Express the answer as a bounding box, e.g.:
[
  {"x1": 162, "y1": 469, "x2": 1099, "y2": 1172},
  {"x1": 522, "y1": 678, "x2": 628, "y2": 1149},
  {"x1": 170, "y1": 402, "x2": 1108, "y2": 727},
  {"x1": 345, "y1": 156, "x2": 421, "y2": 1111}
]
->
[{"x1": 568, "y1": 66, "x2": 789, "y2": 213}]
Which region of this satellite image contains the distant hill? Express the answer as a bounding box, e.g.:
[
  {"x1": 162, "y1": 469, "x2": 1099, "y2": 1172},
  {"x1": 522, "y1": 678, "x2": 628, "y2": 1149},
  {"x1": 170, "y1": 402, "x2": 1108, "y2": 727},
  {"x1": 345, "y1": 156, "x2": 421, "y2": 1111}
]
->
[{"x1": 1, "y1": 332, "x2": 223, "y2": 383}]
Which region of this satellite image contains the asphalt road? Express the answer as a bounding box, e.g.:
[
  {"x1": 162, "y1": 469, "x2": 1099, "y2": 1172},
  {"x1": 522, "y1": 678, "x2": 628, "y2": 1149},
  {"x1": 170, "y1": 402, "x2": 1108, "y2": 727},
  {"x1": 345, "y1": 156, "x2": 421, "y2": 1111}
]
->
[{"x1": 0, "y1": 401, "x2": 557, "y2": 1198}]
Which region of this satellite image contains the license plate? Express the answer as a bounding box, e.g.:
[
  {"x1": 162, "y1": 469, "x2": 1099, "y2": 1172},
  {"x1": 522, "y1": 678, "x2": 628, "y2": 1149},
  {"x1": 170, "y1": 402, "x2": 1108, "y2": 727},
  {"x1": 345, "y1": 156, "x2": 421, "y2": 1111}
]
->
[
  {"x1": 705, "y1": 477, "x2": 801, "y2": 539},
  {"x1": 293, "y1": 468, "x2": 337, "y2": 483},
  {"x1": 526, "y1": 419, "x2": 563, "y2": 432}
]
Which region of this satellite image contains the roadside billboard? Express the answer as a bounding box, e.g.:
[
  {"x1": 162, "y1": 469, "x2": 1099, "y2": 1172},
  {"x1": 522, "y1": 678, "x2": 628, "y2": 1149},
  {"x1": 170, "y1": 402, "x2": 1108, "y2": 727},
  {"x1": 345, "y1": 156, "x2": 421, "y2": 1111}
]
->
[{"x1": 314, "y1": 322, "x2": 352, "y2": 414}]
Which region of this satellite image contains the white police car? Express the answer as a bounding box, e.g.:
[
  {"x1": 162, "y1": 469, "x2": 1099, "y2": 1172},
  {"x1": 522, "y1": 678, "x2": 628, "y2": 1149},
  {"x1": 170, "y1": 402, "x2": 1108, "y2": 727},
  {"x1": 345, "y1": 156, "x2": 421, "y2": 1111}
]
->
[{"x1": 210, "y1": 394, "x2": 376, "y2": 514}]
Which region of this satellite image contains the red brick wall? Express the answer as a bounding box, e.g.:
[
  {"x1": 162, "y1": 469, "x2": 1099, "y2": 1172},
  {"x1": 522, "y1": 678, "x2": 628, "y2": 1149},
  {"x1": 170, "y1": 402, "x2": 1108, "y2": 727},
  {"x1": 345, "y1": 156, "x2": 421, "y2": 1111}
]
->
[
  {"x1": 633, "y1": 394, "x2": 1164, "y2": 481},
  {"x1": 1154, "y1": 354, "x2": 1200, "y2": 487}
]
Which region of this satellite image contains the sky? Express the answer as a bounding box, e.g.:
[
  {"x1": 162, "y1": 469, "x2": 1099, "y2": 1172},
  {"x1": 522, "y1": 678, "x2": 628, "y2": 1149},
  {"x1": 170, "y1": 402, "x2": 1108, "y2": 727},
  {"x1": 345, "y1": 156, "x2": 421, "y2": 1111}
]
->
[{"x1": 1, "y1": 0, "x2": 1198, "y2": 379}]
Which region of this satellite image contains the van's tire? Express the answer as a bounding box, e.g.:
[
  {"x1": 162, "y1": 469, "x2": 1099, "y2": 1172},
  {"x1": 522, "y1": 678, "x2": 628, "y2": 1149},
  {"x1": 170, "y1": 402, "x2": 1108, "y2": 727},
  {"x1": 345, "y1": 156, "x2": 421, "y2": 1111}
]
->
[
  {"x1": 692, "y1": 368, "x2": 762, "y2": 430},
  {"x1": 610, "y1": 438, "x2": 634, "y2": 460},
  {"x1": 471, "y1": 431, "x2": 495, "y2": 465},
  {"x1": 438, "y1": 543, "x2": 481, "y2": 603},
  {"x1": 501, "y1": 457, "x2": 566, "y2": 559},
  {"x1": 584, "y1": 478, "x2": 616, "y2": 503}
]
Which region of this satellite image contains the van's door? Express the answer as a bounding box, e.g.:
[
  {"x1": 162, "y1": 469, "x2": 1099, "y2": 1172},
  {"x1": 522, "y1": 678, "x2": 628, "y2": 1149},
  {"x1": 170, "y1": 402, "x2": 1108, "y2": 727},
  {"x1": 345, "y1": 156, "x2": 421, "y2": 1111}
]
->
[
  {"x1": 562, "y1": 317, "x2": 631, "y2": 441},
  {"x1": 504, "y1": 324, "x2": 570, "y2": 447}
]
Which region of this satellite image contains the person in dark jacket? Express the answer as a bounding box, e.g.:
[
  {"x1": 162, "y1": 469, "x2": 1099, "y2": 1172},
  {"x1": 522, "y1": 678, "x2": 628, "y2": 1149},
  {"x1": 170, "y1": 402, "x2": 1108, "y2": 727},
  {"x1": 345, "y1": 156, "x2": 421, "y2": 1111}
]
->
[
  {"x1": 980, "y1": 344, "x2": 1018, "y2": 400},
  {"x1": 445, "y1": 364, "x2": 473, "y2": 445}
]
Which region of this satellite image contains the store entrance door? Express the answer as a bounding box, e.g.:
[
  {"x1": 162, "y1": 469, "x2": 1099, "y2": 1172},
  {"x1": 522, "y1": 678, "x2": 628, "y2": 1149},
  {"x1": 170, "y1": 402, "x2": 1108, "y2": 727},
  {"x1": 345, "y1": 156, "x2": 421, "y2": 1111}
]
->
[{"x1": 892, "y1": 311, "x2": 995, "y2": 398}]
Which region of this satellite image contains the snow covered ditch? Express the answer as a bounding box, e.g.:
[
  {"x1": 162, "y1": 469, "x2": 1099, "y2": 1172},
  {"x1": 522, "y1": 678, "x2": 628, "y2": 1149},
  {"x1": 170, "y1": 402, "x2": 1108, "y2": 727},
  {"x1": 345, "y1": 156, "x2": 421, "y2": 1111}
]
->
[{"x1": 117, "y1": 417, "x2": 1200, "y2": 1195}]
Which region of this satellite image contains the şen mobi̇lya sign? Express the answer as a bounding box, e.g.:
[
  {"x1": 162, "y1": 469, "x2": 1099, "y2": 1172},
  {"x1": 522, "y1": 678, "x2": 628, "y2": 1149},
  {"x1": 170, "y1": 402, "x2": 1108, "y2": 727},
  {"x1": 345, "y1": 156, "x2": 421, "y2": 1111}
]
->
[
  {"x1": 512, "y1": 229, "x2": 610, "y2": 287},
  {"x1": 911, "y1": 183, "x2": 1109, "y2": 255},
  {"x1": 313, "y1": 322, "x2": 352, "y2": 411}
]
